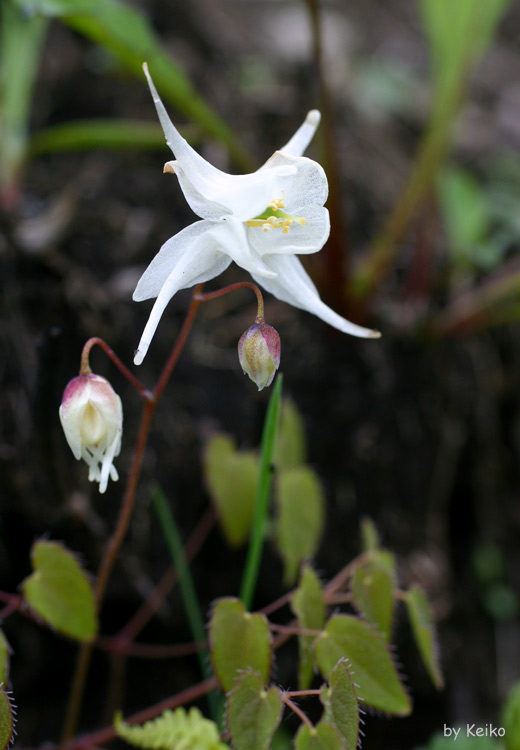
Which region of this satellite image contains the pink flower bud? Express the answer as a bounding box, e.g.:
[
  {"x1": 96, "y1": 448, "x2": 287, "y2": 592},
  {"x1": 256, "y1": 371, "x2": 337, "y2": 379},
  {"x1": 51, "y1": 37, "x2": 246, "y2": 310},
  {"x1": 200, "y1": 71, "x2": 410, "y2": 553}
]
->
[
  {"x1": 238, "y1": 322, "x2": 281, "y2": 391},
  {"x1": 59, "y1": 374, "x2": 123, "y2": 493}
]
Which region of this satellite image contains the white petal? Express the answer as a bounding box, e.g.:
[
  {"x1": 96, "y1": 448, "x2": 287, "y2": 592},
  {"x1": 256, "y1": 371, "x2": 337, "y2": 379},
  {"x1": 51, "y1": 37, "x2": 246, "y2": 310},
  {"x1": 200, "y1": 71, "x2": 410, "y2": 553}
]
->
[
  {"x1": 59, "y1": 381, "x2": 92, "y2": 460},
  {"x1": 252, "y1": 255, "x2": 381, "y2": 339},
  {"x1": 99, "y1": 433, "x2": 121, "y2": 494},
  {"x1": 133, "y1": 220, "x2": 229, "y2": 301},
  {"x1": 133, "y1": 224, "x2": 233, "y2": 364},
  {"x1": 279, "y1": 110, "x2": 321, "y2": 157},
  {"x1": 144, "y1": 64, "x2": 296, "y2": 221},
  {"x1": 219, "y1": 217, "x2": 278, "y2": 279},
  {"x1": 260, "y1": 153, "x2": 328, "y2": 212},
  {"x1": 247, "y1": 205, "x2": 330, "y2": 256}
]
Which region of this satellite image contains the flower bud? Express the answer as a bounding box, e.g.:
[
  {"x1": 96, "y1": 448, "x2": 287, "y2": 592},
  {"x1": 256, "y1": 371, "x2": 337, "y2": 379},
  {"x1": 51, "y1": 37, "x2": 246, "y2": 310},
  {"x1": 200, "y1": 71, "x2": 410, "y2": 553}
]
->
[
  {"x1": 59, "y1": 373, "x2": 123, "y2": 493},
  {"x1": 238, "y1": 321, "x2": 281, "y2": 391}
]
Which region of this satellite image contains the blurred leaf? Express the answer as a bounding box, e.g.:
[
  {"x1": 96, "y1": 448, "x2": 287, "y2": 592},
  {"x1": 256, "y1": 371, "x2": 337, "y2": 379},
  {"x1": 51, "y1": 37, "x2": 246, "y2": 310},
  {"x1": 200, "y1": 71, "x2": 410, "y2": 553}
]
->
[
  {"x1": 27, "y1": 119, "x2": 183, "y2": 156},
  {"x1": 416, "y1": 730, "x2": 501, "y2": 750},
  {"x1": 209, "y1": 598, "x2": 271, "y2": 693},
  {"x1": 294, "y1": 722, "x2": 344, "y2": 750},
  {"x1": 291, "y1": 565, "x2": 326, "y2": 689},
  {"x1": 114, "y1": 707, "x2": 227, "y2": 750},
  {"x1": 0, "y1": 689, "x2": 14, "y2": 750},
  {"x1": 360, "y1": 518, "x2": 379, "y2": 553},
  {"x1": 420, "y1": 0, "x2": 511, "y2": 115},
  {"x1": 315, "y1": 614, "x2": 411, "y2": 716},
  {"x1": 14, "y1": 0, "x2": 255, "y2": 169},
  {"x1": 320, "y1": 660, "x2": 359, "y2": 750},
  {"x1": 352, "y1": 562, "x2": 395, "y2": 641},
  {"x1": 276, "y1": 466, "x2": 325, "y2": 584},
  {"x1": 0, "y1": 632, "x2": 10, "y2": 686},
  {"x1": 0, "y1": 0, "x2": 48, "y2": 189},
  {"x1": 483, "y1": 584, "x2": 519, "y2": 623},
  {"x1": 273, "y1": 399, "x2": 306, "y2": 471},
  {"x1": 503, "y1": 681, "x2": 520, "y2": 750},
  {"x1": 437, "y1": 167, "x2": 497, "y2": 269},
  {"x1": 227, "y1": 671, "x2": 282, "y2": 750},
  {"x1": 22, "y1": 540, "x2": 97, "y2": 642},
  {"x1": 204, "y1": 435, "x2": 260, "y2": 547},
  {"x1": 473, "y1": 543, "x2": 506, "y2": 586},
  {"x1": 405, "y1": 585, "x2": 444, "y2": 689}
]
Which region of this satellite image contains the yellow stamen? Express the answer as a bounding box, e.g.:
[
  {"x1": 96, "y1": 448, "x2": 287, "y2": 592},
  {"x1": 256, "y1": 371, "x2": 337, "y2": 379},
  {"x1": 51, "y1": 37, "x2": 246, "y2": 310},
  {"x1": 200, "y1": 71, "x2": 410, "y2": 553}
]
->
[{"x1": 245, "y1": 201, "x2": 306, "y2": 234}]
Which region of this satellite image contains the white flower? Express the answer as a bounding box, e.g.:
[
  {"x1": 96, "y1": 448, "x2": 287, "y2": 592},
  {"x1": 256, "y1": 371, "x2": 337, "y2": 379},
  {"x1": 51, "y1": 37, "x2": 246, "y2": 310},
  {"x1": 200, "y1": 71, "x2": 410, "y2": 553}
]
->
[
  {"x1": 59, "y1": 374, "x2": 123, "y2": 493},
  {"x1": 133, "y1": 63, "x2": 380, "y2": 365}
]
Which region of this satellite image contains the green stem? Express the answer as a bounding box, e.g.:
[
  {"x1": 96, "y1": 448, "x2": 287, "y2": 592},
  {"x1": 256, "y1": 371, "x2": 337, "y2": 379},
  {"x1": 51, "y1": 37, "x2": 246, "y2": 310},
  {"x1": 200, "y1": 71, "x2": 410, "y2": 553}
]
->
[
  {"x1": 352, "y1": 84, "x2": 462, "y2": 300},
  {"x1": 239, "y1": 374, "x2": 283, "y2": 610},
  {"x1": 152, "y1": 485, "x2": 220, "y2": 722}
]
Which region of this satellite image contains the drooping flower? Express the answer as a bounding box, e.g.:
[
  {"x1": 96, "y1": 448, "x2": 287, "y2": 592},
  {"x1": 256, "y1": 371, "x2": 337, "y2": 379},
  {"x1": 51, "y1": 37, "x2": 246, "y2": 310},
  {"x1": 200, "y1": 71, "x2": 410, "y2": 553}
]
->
[
  {"x1": 238, "y1": 321, "x2": 281, "y2": 391},
  {"x1": 59, "y1": 373, "x2": 123, "y2": 493},
  {"x1": 133, "y1": 63, "x2": 380, "y2": 365}
]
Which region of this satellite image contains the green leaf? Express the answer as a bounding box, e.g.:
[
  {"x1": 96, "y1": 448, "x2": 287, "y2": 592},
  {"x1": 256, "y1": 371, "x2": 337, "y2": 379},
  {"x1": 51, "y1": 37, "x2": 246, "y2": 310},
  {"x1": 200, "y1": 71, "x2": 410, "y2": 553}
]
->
[
  {"x1": 420, "y1": 0, "x2": 511, "y2": 116},
  {"x1": 0, "y1": 632, "x2": 10, "y2": 686},
  {"x1": 320, "y1": 660, "x2": 359, "y2": 750},
  {"x1": 28, "y1": 119, "x2": 179, "y2": 157},
  {"x1": 291, "y1": 565, "x2": 326, "y2": 690},
  {"x1": 315, "y1": 614, "x2": 411, "y2": 716},
  {"x1": 227, "y1": 671, "x2": 283, "y2": 750},
  {"x1": 276, "y1": 466, "x2": 325, "y2": 584},
  {"x1": 14, "y1": 0, "x2": 255, "y2": 169},
  {"x1": 22, "y1": 540, "x2": 97, "y2": 642},
  {"x1": 203, "y1": 435, "x2": 260, "y2": 547},
  {"x1": 352, "y1": 562, "x2": 395, "y2": 641},
  {"x1": 503, "y1": 680, "x2": 520, "y2": 750},
  {"x1": 0, "y1": 689, "x2": 15, "y2": 750},
  {"x1": 0, "y1": 1, "x2": 48, "y2": 188},
  {"x1": 209, "y1": 598, "x2": 271, "y2": 693},
  {"x1": 405, "y1": 586, "x2": 444, "y2": 690},
  {"x1": 273, "y1": 399, "x2": 306, "y2": 471},
  {"x1": 294, "y1": 722, "x2": 344, "y2": 750},
  {"x1": 114, "y1": 707, "x2": 227, "y2": 750}
]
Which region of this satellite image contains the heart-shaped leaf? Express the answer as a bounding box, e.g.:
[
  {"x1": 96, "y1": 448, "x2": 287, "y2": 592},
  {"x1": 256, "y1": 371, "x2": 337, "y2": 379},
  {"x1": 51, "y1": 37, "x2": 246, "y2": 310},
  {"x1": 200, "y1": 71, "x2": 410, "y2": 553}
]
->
[
  {"x1": 405, "y1": 585, "x2": 444, "y2": 689},
  {"x1": 22, "y1": 540, "x2": 97, "y2": 642},
  {"x1": 315, "y1": 614, "x2": 411, "y2": 716},
  {"x1": 273, "y1": 399, "x2": 306, "y2": 470},
  {"x1": 352, "y1": 562, "x2": 395, "y2": 641},
  {"x1": 291, "y1": 565, "x2": 326, "y2": 689},
  {"x1": 276, "y1": 466, "x2": 325, "y2": 584},
  {"x1": 209, "y1": 598, "x2": 271, "y2": 692},
  {"x1": 294, "y1": 721, "x2": 344, "y2": 750},
  {"x1": 0, "y1": 689, "x2": 15, "y2": 750},
  {"x1": 227, "y1": 671, "x2": 282, "y2": 750},
  {"x1": 204, "y1": 435, "x2": 259, "y2": 546},
  {"x1": 320, "y1": 660, "x2": 359, "y2": 750}
]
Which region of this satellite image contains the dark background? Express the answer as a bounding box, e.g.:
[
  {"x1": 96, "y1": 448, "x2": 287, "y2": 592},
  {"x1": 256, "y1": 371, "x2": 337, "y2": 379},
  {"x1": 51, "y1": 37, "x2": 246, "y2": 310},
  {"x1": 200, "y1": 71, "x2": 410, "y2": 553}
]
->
[{"x1": 2, "y1": 1, "x2": 520, "y2": 747}]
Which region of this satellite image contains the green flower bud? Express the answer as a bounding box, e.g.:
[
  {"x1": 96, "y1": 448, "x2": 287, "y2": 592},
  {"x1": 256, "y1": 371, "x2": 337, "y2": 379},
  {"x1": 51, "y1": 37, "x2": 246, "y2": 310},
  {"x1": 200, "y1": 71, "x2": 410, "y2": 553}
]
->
[{"x1": 238, "y1": 321, "x2": 281, "y2": 391}]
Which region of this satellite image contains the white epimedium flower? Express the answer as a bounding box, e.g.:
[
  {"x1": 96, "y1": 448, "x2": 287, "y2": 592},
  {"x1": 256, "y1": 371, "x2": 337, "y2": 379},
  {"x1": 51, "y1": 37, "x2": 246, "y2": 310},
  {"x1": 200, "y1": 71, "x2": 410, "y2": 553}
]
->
[
  {"x1": 59, "y1": 373, "x2": 123, "y2": 494},
  {"x1": 133, "y1": 63, "x2": 380, "y2": 365}
]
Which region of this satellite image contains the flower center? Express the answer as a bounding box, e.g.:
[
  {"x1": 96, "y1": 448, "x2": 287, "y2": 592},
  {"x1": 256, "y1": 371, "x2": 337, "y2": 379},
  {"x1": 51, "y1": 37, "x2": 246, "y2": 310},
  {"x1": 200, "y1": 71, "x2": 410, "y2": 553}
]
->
[
  {"x1": 245, "y1": 192, "x2": 306, "y2": 235},
  {"x1": 80, "y1": 402, "x2": 107, "y2": 446}
]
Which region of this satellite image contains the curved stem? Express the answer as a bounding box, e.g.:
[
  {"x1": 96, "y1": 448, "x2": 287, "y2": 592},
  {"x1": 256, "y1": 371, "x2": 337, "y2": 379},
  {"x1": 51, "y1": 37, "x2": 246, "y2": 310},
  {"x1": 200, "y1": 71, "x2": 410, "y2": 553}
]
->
[
  {"x1": 62, "y1": 287, "x2": 205, "y2": 740},
  {"x1": 196, "y1": 281, "x2": 265, "y2": 322},
  {"x1": 79, "y1": 337, "x2": 150, "y2": 400},
  {"x1": 280, "y1": 693, "x2": 313, "y2": 729}
]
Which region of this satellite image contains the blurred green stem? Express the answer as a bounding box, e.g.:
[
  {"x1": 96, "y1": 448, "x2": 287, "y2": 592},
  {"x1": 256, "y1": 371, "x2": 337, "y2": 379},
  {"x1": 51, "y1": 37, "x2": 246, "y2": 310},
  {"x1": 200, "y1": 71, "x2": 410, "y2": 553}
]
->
[
  {"x1": 351, "y1": 82, "x2": 462, "y2": 300},
  {"x1": 152, "y1": 485, "x2": 220, "y2": 722}
]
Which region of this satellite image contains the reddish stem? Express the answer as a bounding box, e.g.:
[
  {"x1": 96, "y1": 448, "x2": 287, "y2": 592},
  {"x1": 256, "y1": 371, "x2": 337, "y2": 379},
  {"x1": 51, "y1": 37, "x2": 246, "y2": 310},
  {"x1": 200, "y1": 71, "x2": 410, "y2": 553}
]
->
[
  {"x1": 280, "y1": 693, "x2": 313, "y2": 728},
  {"x1": 62, "y1": 287, "x2": 205, "y2": 740},
  {"x1": 195, "y1": 281, "x2": 265, "y2": 322},
  {"x1": 79, "y1": 338, "x2": 151, "y2": 400}
]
